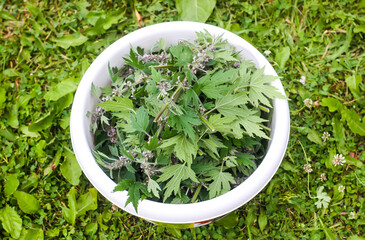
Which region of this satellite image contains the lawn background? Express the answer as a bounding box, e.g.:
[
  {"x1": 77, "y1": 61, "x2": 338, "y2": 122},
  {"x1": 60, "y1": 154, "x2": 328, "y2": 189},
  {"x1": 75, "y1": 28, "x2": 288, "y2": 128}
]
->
[{"x1": 0, "y1": 0, "x2": 364, "y2": 239}]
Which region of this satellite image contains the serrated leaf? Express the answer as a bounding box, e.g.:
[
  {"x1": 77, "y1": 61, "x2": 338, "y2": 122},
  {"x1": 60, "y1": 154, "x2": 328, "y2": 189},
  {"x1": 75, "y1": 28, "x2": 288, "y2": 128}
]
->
[
  {"x1": 236, "y1": 109, "x2": 269, "y2": 139},
  {"x1": 60, "y1": 149, "x2": 82, "y2": 185},
  {"x1": 96, "y1": 97, "x2": 134, "y2": 112},
  {"x1": 215, "y1": 93, "x2": 248, "y2": 117},
  {"x1": 214, "y1": 50, "x2": 238, "y2": 62},
  {"x1": 114, "y1": 179, "x2": 151, "y2": 212},
  {"x1": 13, "y1": 191, "x2": 41, "y2": 214},
  {"x1": 147, "y1": 179, "x2": 161, "y2": 198},
  {"x1": 208, "y1": 114, "x2": 237, "y2": 136},
  {"x1": 159, "y1": 134, "x2": 198, "y2": 165},
  {"x1": 201, "y1": 135, "x2": 226, "y2": 157},
  {"x1": 168, "y1": 108, "x2": 201, "y2": 140},
  {"x1": 236, "y1": 153, "x2": 256, "y2": 168},
  {"x1": 123, "y1": 49, "x2": 144, "y2": 70},
  {"x1": 176, "y1": 0, "x2": 216, "y2": 23},
  {"x1": 44, "y1": 77, "x2": 79, "y2": 101},
  {"x1": 246, "y1": 67, "x2": 284, "y2": 107},
  {"x1": 130, "y1": 106, "x2": 150, "y2": 133},
  {"x1": 157, "y1": 164, "x2": 199, "y2": 201},
  {"x1": 0, "y1": 205, "x2": 22, "y2": 239},
  {"x1": 199, "y1": 69, "x2": 237, "y2": 99},
  {"x1": 4, "y1": 174, "x2": 19, "y2": 197},
  {"x1": 206, "y1": 169, "x2": 235, "y2": 199},
  {"x1": 51, "y1": 32, "x2": 88, "y2": 49},
  {"x1": 169, "y1": 44, "x2": 193, "y2": 66}
]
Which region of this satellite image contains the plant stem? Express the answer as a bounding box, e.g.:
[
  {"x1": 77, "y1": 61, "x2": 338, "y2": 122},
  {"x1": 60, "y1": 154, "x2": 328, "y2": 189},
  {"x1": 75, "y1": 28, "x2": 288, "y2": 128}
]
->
[
  {"x1": 199, "y1": 116, "x2": 215, "y2": 132},
  {"x1": 298, "y1": 140, "x2": 314, "y2": 199},
  {"x1": 191, "y1": 184, "x2": 202, "y2": 203},
  {"x1": 153, "y1": 85, "x2": 183, "y2": 122},
  {"x1": 150, "y1": 64, "x2": 175, "y2": 69}
]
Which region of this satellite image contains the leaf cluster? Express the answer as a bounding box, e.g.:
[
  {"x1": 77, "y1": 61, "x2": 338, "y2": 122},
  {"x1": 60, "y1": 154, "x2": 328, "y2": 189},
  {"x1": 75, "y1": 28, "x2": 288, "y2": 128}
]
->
[{"x1": 92, "y1": 31, "x2": 284, "y2": 211}]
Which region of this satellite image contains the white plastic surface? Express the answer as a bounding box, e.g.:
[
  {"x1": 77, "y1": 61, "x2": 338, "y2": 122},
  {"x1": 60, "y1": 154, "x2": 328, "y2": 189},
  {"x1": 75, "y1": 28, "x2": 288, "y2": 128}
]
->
[{"x1": 70, "y1": 21, "x2": 290, "y2": 224}]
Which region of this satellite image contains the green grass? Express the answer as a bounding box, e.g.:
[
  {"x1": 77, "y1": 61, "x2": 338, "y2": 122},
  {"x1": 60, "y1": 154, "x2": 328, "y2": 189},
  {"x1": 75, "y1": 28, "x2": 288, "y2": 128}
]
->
[{"x1": 1, "y1": 0, "x2": 364, "y2": 239}]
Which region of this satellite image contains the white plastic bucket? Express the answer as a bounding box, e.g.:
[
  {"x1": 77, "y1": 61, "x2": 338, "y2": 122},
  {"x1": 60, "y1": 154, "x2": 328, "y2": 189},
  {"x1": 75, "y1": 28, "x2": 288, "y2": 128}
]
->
[{"x1": 70, "y1": 21, "x2": 290, "y2": 227}]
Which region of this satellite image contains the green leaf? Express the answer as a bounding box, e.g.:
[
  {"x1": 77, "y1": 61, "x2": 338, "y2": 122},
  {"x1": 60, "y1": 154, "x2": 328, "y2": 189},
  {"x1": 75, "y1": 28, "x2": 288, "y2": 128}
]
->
[
  {"x1": 28, "y1": 111, "x2": 56, "y2": 132},
  {"x1": 328, "y1": 28, "x2": 352, "y2": 61},
  {"x1": 258, "y1": 210, "x2": 268, "y2": 231},
  {"x1": 321, "y1": 97, "x2": 343, "y2": 112},
  {"x1": 307, "y1": 129, "x2": 323, "y2": 145},
  {"x1": 176, "y1": 0, "x2": 216, "y2": 23},
  {"x1": 51, "y1": 32, "x2": 88, "y2": 49},
  {"x1": 275, "y1": 46, "x2": 290, "y2": 68},
  {"x1": 44, "y1": 77, "x2": 79, "y2": 101},
  {"x1": 147, "y1": 179, "x2": 161, "y2": 198},
  {"x1": 159, "y1": 134, "x2": 198, "y2": 166},
  {"x1": 19, "y1": 228, "x2": 44, "y2": 240},
  {"x1": 354, "y1": 25, "x2": 365, "y2": 33},
  {"x1": 247, "y1": 67, "x2": 284, "y2": 107},
  {"x1": 281, "y1": 161, "x2": 298, "y2": 173},
  {"x1": 60, "y1": 149, "x2": 82, "y2": 185},
  {"x1": 206, "y1": 169, "x2": 235, "y2": 199},
  {"x1": 85, "y1": 222, "x2": 98, "y2": 236},
  {"x1": 0, "y1": 205, "x2": 23, "y2": 239},
  {"x1": 200, "y1": 135, "x2": 226, "y2": 157},
  {"x1": 130, "y1": 107, "x2": 150, "y2": 133},
  {"x1": 168, "y1": 108, "x2": 201, "y2": 140},
  {"x1": 199, "y1": 69, "x2": 237, "y2": 99},
  {"x1": 0, "y1": 128, "x2": 16, "y2": 141},
  {"x1": 5, "y1": 104, "x2": 19, "y2": 128},
  {"x1": 333, "y1": 117, "x2": 346, "y2": 152},
  {"x1": 169, "y1": 44, "x2": 193, "y2": 66},
  {"x1": 0, "y1": 10, "x2": 17, "y2": 21},
  {"x1": 13, "y1": 191, "x2": 41, "y2": 214},
  {"x1": 345, "y1": 74, "x2": 362, "y2": 99},
  {"x1": 123, "y1": 49, "x2": 144, "y2": 70},
  {"x1": 114, "y1": 179, "x2": 151, "y2": 212},
  {"x1": 0, "y1": 87, "x2": 6, "y2": 112},
  {"x1": 96, "y1": 97, "x2": 134, "y2": 112},
  {"x1": 215, "y1": 212, "x2": 239, "y2": 229},
  {"x1": 318, "y1": 217, "x2": 337, "y2": 240},
  {"x1": 314, "y1": 186, "x2": 331, "y2": 209},
  {"x1": 342, "y1": 109, "x2": 365, "y2": 136},
  {"x1": 236, "y1": 109, "x2": 269, "y2": 139},
  {"x1": 62, "y1": 187, "x2": 77, "y2": 225},
  {"x1": 76, "y1": 188, "x2": 98, "y2": 216},
  {"x1": 348, "y1": 236, "x2": 365, "y2": 240},
  {"x1": 19, "y1": 125, "x2": 41, "y2": 138},
  {"x1": 208, "y1": 114, "x2": 239, "y2": 137},
  {"x1": 4, "y1": 174, "x2": 19, "y2": 197},
  {"x1": 157, "y1": 164, "x2": 199, "y2": 201},
  {"x1": 214, "y1": 93, "x2": 248, "y2": 117}
]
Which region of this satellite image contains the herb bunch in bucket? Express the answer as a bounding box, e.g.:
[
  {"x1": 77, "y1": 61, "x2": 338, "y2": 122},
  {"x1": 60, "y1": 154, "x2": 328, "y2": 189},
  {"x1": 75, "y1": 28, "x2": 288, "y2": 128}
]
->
[{"x1": 90, "y1": 31, "x2": 284, "y2": 212}]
